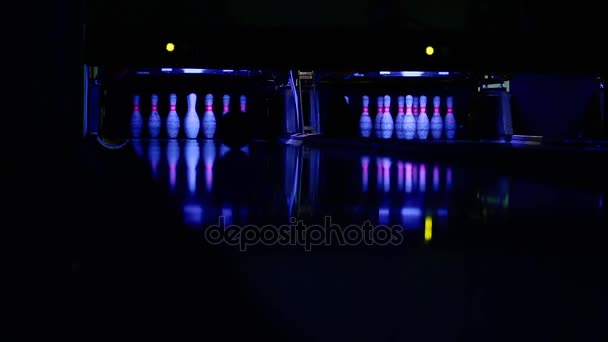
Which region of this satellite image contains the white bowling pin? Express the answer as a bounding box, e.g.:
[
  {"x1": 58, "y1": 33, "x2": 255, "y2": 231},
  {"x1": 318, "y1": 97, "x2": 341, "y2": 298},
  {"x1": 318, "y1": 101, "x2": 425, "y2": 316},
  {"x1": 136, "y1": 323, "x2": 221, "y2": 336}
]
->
[
  {"x1": 394, "y1": 96, "x2": 405, "y2": 139},
  {"x1": 374, "y1": 96, "x2": 383, "y2": 138},
  {"x1": 403, "y1": 95, "x2": 417, "y2": 140},
  {"x1": 202, "y1": 94, "x2": 216, "y2": 139},
  {"x1": 130, "y1": 95, "x2": 143, "y2": 138},
  {"x1": 148, "y1": 94, "x2": 162, "y2": 138},
  {"x1": 381, "y1": 95, "x2": 394, "y2": 139},
  {"x1": 240, "y1": 95, "x2": 247, "y2": 113},
  {"x1": 359, "y1": 95, "x2": 372, "y2": 138},
  {"x1": 222, "y1": 94, "x2": 230, "y2": 115},
  {"x1": 184, "y1": 93, "x2": 200, "y2": 139},
  {"x1": 416, "y1": 95, "x2": 429, "y2": 140},
  {"x1": 430, "y1": 96, "x2": 443, "y2": 139},
  {"x1": 444, "y1": 96, "x2": 457, "y2": 139},
  {"x1": 166, "y1": 93, "x2": 180, "y2": 139}
]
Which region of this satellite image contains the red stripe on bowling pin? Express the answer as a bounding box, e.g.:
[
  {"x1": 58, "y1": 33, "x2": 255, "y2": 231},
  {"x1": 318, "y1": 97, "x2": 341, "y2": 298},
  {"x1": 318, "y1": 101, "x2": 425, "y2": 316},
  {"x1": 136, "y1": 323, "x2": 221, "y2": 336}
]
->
[
  {"x1": 205, "y1": 105, "x2": 213, "y2": 112},
  {"x1": 223, "y1": 104, "x2": 229, "y2": 113},
  {"x1": 363, "y1": 105, "x2": 369, "y2": 114},
  {"x1": 170, "y1": 104, "x2": 176, "y2": 111},
  {"x1": 398, "y1": 105, "x2": 404, "y2": 114},
  {"x1": 447, "y1": 106, "x2": 453, "y2": 114},
  {"x1": 133, "y1": 104, "x2": 140, "y2": 112},
  {"x1": 420, "y1": 105, "x2": 426, "y2": 114},
  {"x1": 152, "y1": 104, "x2": 158, "y2": 112}
]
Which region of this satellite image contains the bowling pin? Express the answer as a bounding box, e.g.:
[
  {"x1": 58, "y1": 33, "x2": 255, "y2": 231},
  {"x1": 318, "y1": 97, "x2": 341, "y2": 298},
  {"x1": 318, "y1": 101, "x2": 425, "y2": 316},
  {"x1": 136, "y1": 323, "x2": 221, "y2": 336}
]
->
[
  {"x1": 416, "y1": 95, "x2": 429, "y2": 140},
  {"x1": 359, "y1": 95, "x2": 372, "y2": 138},
  {"x1": 381, "y1": 95, "x2": 394, "y2": 139},
  {"x1": 394, "y1": 96, "x2": 405, "y2": 139},
  {"x1": 184, "y1": 93, "x2": 200, "y2": 139},
  {"x1": 166, "y1": 93, "x2": 180, "y2": 139},
  {"x1": 444, "y1": 96, "x2": 457, "y2": 139},
  {"x1": 430, "y1": 96, "x2": 443, "y2": 139},
  {"x1": 403, "y1": 95, "x2": 416, "y2": 140},
  {"x1": 130, "y1": 95, "x2": 143, "y2": 138},
  {"x1": 222, "y1": 94, "x2": 230, "y2": 115},
  {"x1": 202, "y1": 94, "x2": 216, "y2": 139},
  {"x1": 374, "y1": 96, "x2": 383, "y2": 138},
  {"x1": 412, "y1": 96, "x2": 419, "y2": 118},
  {"x1": 148, "y1": 94, "x2": 162, "y2": 138},
  {"x1": 240, "y1": 95, "x2": 247, "y2": 113}
]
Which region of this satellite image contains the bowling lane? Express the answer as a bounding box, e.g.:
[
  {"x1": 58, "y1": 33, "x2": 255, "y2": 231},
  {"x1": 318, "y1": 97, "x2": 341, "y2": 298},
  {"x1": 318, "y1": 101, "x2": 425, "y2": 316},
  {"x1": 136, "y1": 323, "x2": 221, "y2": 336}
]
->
[{"x1": 123, "y1": 139, "x2": 608, "y2": 340}]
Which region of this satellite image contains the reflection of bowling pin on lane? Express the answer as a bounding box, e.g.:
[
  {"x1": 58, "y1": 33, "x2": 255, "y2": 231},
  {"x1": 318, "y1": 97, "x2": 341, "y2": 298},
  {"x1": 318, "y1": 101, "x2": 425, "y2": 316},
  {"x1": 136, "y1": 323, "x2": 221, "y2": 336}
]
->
[
  {"x1": 404, "y1": 162, "x2": 413, "y2": 193},
  {"x1": 184, "y1": 140, "x2": 200, "y2": 194},
  {"x1": 403, "y1": 95, "x2": 416, "y2": 140},
  {"x1": 167, "y1": 140, "x2": 180, "y2": 191},
  {"x1": 374, "y1": 96, "x2": 383, "y2": 138},
  {"x1": 202, "y1": 94, "x2": 216, "y2": 139},
  {"x1": 184, "y1": 93, "x2": 200, "y2": 139},
  {"x1": 381, "y1": 95, "x2": 394, "y2": 139},
  {"x1": 132, "y1": 139, "x2": 144, "y2": 158},
  {"x1": 130, "y1": 95, "x2": 143, "y2": 138},
  {"x1": 382, "y1": 157, "x2": 391, "y2": 192},
  {"x1": 376, "y1": 157, "x2": 383, "y2": 191},
  {"x1": 395, "y1": 96, "x2": 405, "y2": 139},
  {"x1": 430, "y1": 96, "x2": 443, "y2": 139},
  {"x1": 419, "y1": 164, "x2": 427, "y2": 192},
  {"x1": 166, "y1": 93, "x2": 180, "y2": 139},
  {"x1": 148, "y1": 140, "x2": 161, "y2": 178},
  {"x1": 361, "y1": 156, "x2": 370, "y2": 192},
  {"x1": 240, "y1": 95, "x2": 247, "y2": 113},
  {"x1": 444, "y1": 96, "x2": 457, "y2": 139},
  {"x1": 222, "y1": 94, "x2": 230, "y2": 115},
  {"x1": 219, "y1": 143, "x2": 230, "y2": 158},
  {"x1": 433, "y1": 165, "x2": 440, "y2": 192},
  {"x1": 148, "y1": 94, "x2": 162, "y2": 138},
  {"x1": 397, "y1": 161, "x2": 404, "y2": 191},
  {"x1": 416, "y1": 95, "x2": 429, "y2": 140},
  {"x1": 359, "y1": 95, "x2": 372, "y2": 138},
  {"x1": 203, "y1": 140, "x2": 216, "y2": 192}
]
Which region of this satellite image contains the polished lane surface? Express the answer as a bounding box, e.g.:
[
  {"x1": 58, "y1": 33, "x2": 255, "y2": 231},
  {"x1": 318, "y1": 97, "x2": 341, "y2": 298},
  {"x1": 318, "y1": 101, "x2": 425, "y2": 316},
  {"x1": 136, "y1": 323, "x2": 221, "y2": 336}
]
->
[
  {"x1": 130, "y1": 139, "x2": 607, "y2": 340},
  {"x1": 23, "y1": 138, "x2": 608, "y2": 340}
]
